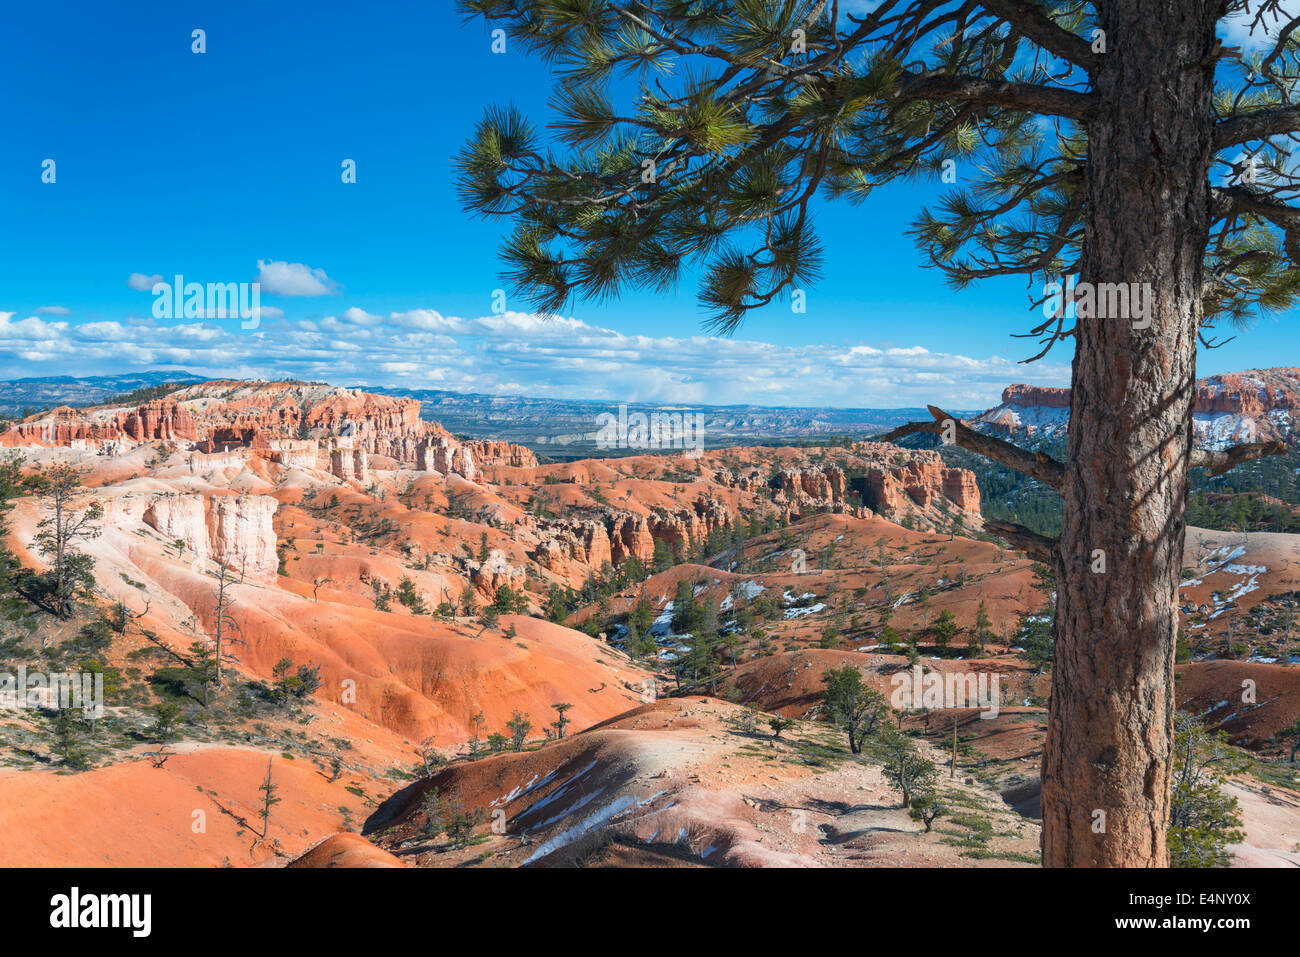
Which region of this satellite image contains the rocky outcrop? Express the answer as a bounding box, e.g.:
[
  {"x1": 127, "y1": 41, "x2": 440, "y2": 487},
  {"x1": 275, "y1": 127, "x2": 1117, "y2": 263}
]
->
[
  {"x1": 0, "y1": 380, "x2": 537, "y2": 481},
  {"x1": 143, "y1": 492, "x2": 279, "y2": 583},
  {"x1": 772, "y1": 465, "x2": 846, "y2": 506},
  {"x1": 467, "y1": 550, "x2": 526, "y2": 599},
  {"x1": 468, "y1": 440, "x2": 538, "y2": 470},
  {"x1": 859, "y1": 453, "x2": 980, "y2": 522},
  {"x1": 142, "y1": 495, "x2": 210, "y2": 565},
  {"x1": 329, "y1": 447, "x2": 368, "y2": 483},
  {"x1": 531, "y1": 519, "x2": 614, "y2": 575},
  {"x1": 207, "y1": 495, "x2": 279, "y2": 583},
  {"x1": 707, "y1": 465, "x2": 764, "y2": 488},
  {"x1": 416, "y1": 435, "x2": 477, "y2": 481},
  {"x1": 648, "y1": 496, "x2": 732, "y2": 557},
  {"x1": 976, "y1": 370, "x2": 1300, "y2": 447},
  {"x1": 609, "y1": 513, "x2": 655, "y2": 565},
  {"x1": 261, "y1": 438, "x2": 320, "y2": 470},
  {"x1": 999, "y1": 384, "x2": 1071, "y2": 409},
  {"x1": 942, "y1": 468, "x2": 981, "y2": 512},
  {"x1": 0, "y1": 399, "x2": 200, "y2": 447},
  {"x1": 1195, "y1": 369, "x2": 1300, "y2": 416}
]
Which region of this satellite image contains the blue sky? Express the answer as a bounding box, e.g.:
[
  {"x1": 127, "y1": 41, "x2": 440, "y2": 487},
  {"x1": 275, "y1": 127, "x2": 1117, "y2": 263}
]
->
[{"x1": 0, "y1": 0, "x2": 1293, "y2": 408}]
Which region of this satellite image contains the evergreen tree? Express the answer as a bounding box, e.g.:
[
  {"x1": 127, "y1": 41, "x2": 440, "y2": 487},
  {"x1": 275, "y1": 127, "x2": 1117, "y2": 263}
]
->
[
  {"x1": 550, "y1": 702, "x2": 573, "y2": 740},
  {"x1": 930, "y1": 609, "x2": 958, "y2": 654},
  {"x1": 30, "y1": 464, "x2": 103, "y2": 618},
  {"x1": 454, "y1": 0, "x2": 1300, "y2": 866},
  {"x1": 1168, "y1": 712, "x2": 1246, "y2": 868},
  {"x1": 257, "y1": 759, "x2": 281, "y2": 840},
  {"x1": 874, "y1": 729, "x2": 937, "y2": 808},
  {"x1": 506, "y1": 710, "x2": 532, "y2": 750},
  {"x1": 822, "y1": 665, "x2": 888, "y2": 754}
]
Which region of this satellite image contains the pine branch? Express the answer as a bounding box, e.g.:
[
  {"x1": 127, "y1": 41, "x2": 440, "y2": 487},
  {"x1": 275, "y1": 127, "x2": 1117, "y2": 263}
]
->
[
  {"x1": 1190, "y1": 439, "x2": 1289, "y2": 476},
  {"x1": 892, "y1": 70, "x2": 1095, "y2": 120},
  {"x1": 1214, "y1": 104, "x2": 1300, "y2": 149},
  {"x1": 983, "y1": 517, "x2": 1058, "y2": 562},
  {"x1": 1212, "y1": 185, "x2": 1300, "y2": 227},
  {"x1": 880, "y1": 405, "x2": 1066, "y2": 490},
  {"x1": 975, "y1": 0, "x2": 1098, "y2": 69}
]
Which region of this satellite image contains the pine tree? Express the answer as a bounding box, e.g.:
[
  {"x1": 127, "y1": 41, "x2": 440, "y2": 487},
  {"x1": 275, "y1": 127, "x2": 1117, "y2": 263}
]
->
[
  {"x1": 972, "y1": 600, "x2": 994, "y2": 655},
  {"x1": 30, "y1": 464, "x2": 103, "y2": 618},
  {"x1": 455, "y1": 0, "x2": 1300, "y2": 867},
  {"x1": 257, "y1": 759, "x2": 281, "y2": 841},
  {"x1": 1168, "y1": 712, "x2": 1246, "y2": 867},
  {"x1": 550, "y1": 702, "x2": 573, "y2": 740},
  {"x1": 822, "y1": 665, "x2": 888, "y2": 754},
  {"x1": 930, "y1": 609, "x2": 958, "y2": 654}
]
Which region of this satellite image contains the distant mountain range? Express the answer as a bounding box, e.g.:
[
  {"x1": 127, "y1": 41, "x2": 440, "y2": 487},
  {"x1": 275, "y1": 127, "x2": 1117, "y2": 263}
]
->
[
  {"x1": 0, "y1": 371, "x2": 204, "y2": 417},
  {"x1": 363, "y1": 386, "x2": 980, "y2": 457}
]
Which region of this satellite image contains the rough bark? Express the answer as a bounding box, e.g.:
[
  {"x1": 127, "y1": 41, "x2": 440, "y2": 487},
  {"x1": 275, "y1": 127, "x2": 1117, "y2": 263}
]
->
[{"x1": 1041, "y1": 0, "x2": 1220, "y2": 867}]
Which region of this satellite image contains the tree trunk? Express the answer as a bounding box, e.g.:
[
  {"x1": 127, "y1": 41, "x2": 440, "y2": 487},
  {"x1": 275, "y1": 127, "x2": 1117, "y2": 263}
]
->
[{"x1": 1040, "y1": 0, "x2": 1219, "y2": 867}]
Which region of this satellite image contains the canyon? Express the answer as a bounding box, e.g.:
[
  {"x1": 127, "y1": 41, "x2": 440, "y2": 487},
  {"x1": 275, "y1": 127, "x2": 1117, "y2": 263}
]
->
[{"x1": 0, "y1": 378, "x2": 1294, "y2": 870}]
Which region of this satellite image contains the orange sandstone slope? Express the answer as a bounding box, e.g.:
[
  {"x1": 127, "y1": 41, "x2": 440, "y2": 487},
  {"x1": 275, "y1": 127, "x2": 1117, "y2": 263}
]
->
[
  {"x1": 365, "y1": 697, "x2": 1040, "y2": 868},
  {"x1": 0, "y1": 746, "x2": 381, "y2": 868}
]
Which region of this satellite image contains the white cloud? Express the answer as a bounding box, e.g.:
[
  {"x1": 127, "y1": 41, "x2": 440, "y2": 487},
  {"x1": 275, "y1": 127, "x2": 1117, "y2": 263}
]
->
[
  {"x1": 35, "y1": 305, "x2": 71, "y2": 316},
  {"x1": 256, "y1": 260, "x2": 339, "y2": 297},
  {"x1": 0, "y1": 304, "x2": 1071, "y2": 410},
  {"x1": 0, "y1": 311, "x2": 68, "y2": 340},
  {"x1": 340, "y1": 306, "x2": 381, "y2": 325},
  {"x1": 127, "y1": 272, "x2": 164, "y2": 291}
]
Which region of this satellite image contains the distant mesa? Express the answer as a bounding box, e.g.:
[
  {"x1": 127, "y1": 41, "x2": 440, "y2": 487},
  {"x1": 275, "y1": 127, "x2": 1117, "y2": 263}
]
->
[{"x1": 973, "y1": 368, "x2": 1300, "y2": 450}]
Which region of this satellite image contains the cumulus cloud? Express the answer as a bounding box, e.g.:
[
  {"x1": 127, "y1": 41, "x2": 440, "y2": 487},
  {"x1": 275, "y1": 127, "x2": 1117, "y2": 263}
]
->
[
  {"x1": 0, "y1": 305, "x2": 1069, "y2": 409},
  {"x1": 127, "y1": 272, "x2": 164, "y2": 291},
  {"x1": 256, "y1": 260, "x2": 339, "y2": 297}
]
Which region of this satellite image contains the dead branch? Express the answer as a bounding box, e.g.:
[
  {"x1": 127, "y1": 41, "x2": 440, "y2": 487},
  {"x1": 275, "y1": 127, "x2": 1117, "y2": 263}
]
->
[
  {"x1": 1190, "y1": 439, "x2": 1289, "y2": 476},
  {"x1": 983, "y1": 518, "x2": 1059, "y2": 563},
  {"x1": 880, "y1": 405, "x2": 1066, "y2": 490}
]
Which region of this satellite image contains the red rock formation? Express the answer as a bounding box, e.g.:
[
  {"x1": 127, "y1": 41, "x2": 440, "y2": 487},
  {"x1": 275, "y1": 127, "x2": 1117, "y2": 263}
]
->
[
  {"x1": 329, "y1": 447, "x2": 368, "y2": 483},
  {"x1": 470, "y1": 440, "x2": 538, "y2": 470},
  {"x1": 0, "y1": 380, "x2": 536, "y2": 481},
  {"x1": 0, "y1": 399, "x2": 200, "y2": 447},
  {"x1": 773, "y1": 465, "x2": 846, "y2": 505},
  {"x1": 142, "y1": 492, "x2": 278, "y2": 583},
  {"x1": 992, "y1": 370, "x2": 1300, "y2": 420},
  {"x1": 999, "y1": 384, "x2": 1072, "y2": 409},
  {"x1": 416, "y1": 435, "x2": 478, "y2": 481},
  {"x1": 531, "y1": 519, "x2": 614, "y2": 576},
  {"x1": 859, "y1": 452, "x2": 980, "y2": 523},
  {"x1": 260, "y1": 438, "x2": 320, "y2": 470},
  {"x1": 609, "y1": 513, "x2": 655, "y2": 565},
  {"x1": 647, "y1": 496, "x2": 732, "y2": 557},
  {"x1": 942, "y1": 469, "x2": 981, "y2": 512},
  {"x1": 468, "y1": 550, "x2": 526, "y2": 599},
  {"x1": 1195, "y1": 369, "x2": 1300, "y2": 416}
]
